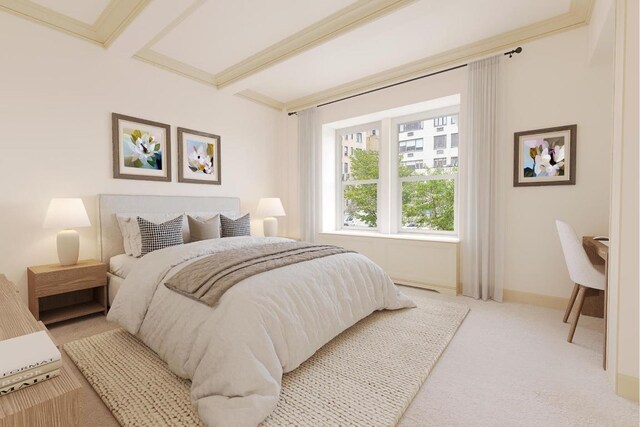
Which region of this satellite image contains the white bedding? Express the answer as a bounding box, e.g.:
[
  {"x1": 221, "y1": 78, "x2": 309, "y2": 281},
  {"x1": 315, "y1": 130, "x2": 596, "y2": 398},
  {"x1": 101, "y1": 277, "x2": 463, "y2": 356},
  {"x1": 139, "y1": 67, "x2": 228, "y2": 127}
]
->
[
  {"x1": 107, "y1": 236, "x2": 415, "y2": 426},
  {"x1": 109, "y1": 253, "x2": 139, "y2": 279}
]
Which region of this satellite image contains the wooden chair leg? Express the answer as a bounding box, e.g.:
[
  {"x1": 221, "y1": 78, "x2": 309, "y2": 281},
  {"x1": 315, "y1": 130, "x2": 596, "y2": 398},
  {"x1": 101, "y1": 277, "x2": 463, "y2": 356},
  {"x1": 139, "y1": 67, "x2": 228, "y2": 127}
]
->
[
  {"x1": 568, "y1": 286, "x2": 587, "y2": 343},
  {"x1": 563, "y1": 283, "x2": 580, "y2": 323}
]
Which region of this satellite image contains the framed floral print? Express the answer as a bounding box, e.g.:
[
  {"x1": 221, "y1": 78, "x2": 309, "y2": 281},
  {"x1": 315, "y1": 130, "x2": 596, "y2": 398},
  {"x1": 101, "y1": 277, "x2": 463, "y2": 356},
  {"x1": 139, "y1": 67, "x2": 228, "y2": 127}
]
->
[
  {"x1": 513, "y1": 124, "x2": 576, "y2": 187},
  {"x1": 112, "y1": 113, "x2": 171, "y2": 181},
  {"x1": 177, "y1": 127, "x2": 221, "y2": 185}
]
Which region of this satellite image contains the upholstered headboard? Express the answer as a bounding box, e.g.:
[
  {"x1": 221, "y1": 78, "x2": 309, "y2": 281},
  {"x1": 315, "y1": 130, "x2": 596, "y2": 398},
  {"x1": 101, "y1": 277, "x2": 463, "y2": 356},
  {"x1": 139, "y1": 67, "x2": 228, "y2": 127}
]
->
[{"x1": 97, "y1": 194, "x2": 241, "y2": 263}]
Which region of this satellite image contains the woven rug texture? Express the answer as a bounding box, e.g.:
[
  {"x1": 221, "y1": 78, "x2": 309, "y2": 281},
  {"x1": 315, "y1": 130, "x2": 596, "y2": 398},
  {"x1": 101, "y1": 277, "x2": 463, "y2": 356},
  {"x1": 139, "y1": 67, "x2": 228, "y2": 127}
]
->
[{"x1": 64, "y1": 295, "x2": 468, "y2": 427}]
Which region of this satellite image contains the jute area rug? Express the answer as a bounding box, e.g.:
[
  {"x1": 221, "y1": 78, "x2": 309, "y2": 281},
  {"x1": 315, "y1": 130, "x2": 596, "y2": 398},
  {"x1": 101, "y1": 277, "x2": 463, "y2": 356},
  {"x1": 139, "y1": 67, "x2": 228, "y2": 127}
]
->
[{"x1": 64, "y1": 295, "x2": 468, "y2": 427}]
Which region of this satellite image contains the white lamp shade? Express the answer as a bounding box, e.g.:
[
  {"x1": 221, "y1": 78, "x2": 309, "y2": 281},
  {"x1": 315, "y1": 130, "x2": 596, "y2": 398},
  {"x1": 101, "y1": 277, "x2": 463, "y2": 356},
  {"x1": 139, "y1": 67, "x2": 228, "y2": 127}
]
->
[
  {"x1": 43, "y1": 198, "x2": 91, "y2": 229},
  {"x1": 256, "y1": 198, "x2": 286, "y2": 217}
]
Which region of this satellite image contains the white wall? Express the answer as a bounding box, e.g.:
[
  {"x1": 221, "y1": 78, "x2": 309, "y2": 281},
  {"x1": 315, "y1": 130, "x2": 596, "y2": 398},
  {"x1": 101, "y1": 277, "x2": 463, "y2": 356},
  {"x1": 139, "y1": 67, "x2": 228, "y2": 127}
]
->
[
  {"x1": 0, "y1": 13, "x2": 284, "y2": 303},
  {"x1": 502, "y1": 27, "x2": 613, "y2": 300},
  {"x1": 283, "y1": 26, "x2": 614, "y2": 301}
]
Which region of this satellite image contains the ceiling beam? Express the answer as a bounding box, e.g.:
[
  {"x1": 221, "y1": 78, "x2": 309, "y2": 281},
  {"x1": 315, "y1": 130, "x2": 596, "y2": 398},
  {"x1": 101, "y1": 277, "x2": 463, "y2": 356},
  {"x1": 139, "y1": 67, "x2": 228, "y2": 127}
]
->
[
  {"x1": 213, "y1": 0, "x2": 417, "y2": 89},
  {"x1": 235, "y1": 90, "x2": 285, "y2": 111},
  {"x1": 284, "y1": 0, "x2": 595, "y2": 113},
  {"x1": 0, "y1": 0, "x2": 149, "y2": 47}
]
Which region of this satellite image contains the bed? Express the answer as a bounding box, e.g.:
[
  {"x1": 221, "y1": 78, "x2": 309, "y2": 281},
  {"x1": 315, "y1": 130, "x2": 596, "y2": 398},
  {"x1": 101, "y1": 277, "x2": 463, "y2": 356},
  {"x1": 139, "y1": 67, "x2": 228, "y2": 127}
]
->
[{"x1": 99, "y1": 194, "x2": 415, "y2": 426}]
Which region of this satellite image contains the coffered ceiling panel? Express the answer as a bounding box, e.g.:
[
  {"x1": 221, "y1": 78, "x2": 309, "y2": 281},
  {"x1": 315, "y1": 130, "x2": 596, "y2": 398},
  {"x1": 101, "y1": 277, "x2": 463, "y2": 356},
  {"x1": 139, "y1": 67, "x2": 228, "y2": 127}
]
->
[
  {"x1": 241, "y1": 0, "x2": 572, "y2": 103},
  {"x1": 29, "y1": 0, "x2": 111, "y2": 25},
  {"x1": 150, "y1": 0, "x2": 358, "y2": 75},
  {"x1": 0, "y1": 0, "x2": 148, "y2": 46}
]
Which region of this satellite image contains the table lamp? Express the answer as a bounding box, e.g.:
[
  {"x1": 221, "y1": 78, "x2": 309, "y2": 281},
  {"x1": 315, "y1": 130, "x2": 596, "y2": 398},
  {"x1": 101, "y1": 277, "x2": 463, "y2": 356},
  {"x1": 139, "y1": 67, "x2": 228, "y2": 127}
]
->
[
  {"x1": 43, "y1": 198, "x2": 91, "y2": 266},
  {"x1": 257, "y1": 198, "x2": 286, "y2": 237}
]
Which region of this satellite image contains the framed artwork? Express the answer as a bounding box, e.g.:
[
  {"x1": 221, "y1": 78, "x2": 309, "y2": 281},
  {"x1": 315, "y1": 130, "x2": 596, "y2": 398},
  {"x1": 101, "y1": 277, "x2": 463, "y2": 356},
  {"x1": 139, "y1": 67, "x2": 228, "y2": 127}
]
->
[
  {"x1": 112, "y1": 113, "x2": 171, "y2": 181},
  {"x1": 513, "y1": 124, "x2": 576, "y2": 187},
  {"x1": 177, "y1": 127, "x2": 221, "y2": 185}
]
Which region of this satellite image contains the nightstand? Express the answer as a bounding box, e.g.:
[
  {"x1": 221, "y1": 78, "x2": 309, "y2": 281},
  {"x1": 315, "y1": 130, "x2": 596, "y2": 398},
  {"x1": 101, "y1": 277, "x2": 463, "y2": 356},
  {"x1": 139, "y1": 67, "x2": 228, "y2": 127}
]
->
[{"x1": 27, "y1": 259, "x2": 107, "y2": 325}]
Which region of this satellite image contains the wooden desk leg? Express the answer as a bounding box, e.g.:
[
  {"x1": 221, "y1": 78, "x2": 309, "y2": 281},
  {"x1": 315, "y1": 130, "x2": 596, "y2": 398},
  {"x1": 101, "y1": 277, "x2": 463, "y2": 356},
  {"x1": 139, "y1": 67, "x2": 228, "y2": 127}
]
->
[{"x1": 603, "y1": 259, "x2": 608, "y2": 370}]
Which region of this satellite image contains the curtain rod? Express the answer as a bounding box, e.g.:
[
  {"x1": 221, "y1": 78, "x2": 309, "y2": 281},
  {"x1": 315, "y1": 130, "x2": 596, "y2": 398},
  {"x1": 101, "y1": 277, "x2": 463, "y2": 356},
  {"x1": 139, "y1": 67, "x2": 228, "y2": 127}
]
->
[{"x1": 287, "y1": 47, "x2": 522, "y2": 116}]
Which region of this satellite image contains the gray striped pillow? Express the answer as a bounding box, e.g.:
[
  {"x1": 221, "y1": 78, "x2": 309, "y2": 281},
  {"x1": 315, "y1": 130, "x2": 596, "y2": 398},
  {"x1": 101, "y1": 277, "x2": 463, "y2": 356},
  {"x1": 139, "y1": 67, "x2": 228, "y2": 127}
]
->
[
  {"x1": 137, "y1": 216, "x2": 184, "y2": 256},
  {"x1": 220, "y1": 214, "x2": 250, "y2": 237}
]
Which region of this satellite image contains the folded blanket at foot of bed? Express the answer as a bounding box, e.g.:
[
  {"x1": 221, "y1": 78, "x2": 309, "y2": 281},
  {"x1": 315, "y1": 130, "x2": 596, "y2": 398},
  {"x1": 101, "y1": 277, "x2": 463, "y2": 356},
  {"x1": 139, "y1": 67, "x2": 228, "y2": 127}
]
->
[{"x1": 165, "y1": 242, "x2": 353, "y2": 306}]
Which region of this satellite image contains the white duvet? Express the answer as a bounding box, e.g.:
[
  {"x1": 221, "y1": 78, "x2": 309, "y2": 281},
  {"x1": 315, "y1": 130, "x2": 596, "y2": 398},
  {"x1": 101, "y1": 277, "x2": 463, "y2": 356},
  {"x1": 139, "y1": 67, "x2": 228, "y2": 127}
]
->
[{"x1": 108, "y1": 236, "x2": 415, "y2": 427}]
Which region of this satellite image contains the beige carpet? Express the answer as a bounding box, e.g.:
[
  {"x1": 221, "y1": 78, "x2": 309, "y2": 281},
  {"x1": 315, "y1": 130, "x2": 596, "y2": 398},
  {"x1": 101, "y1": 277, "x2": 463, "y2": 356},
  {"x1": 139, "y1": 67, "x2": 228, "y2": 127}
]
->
[{"x1": 64, "y1": 296, "x2": 468, "y2": 427}]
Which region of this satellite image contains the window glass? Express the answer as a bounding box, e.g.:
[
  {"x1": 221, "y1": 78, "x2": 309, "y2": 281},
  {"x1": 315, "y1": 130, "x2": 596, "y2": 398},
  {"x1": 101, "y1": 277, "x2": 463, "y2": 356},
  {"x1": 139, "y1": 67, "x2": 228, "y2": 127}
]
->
[
  {"x1": 433, "y1": 135, "x2": 447, "y2": 149},
  {"x1": 340, "y1": 126, "x2": 380, "y2": 229}
]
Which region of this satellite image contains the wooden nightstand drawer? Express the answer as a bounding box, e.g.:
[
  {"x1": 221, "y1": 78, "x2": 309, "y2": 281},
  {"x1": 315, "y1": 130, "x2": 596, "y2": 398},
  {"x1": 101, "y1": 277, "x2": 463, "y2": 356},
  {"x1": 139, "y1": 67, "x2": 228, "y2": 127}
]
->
[
  {"x1": 28, "y1": 260, "x2": 106, "y2": 297},
  {"x1": 27, "y1": 259, "x2": 108, "y2": 325}
]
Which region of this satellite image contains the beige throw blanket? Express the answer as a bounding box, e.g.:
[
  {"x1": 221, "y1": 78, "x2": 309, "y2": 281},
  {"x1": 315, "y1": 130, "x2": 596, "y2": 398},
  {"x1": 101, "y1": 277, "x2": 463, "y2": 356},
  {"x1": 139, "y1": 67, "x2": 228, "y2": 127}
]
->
[{"x1": 165, "y1": 242, "x2": 353, "y2": 306}]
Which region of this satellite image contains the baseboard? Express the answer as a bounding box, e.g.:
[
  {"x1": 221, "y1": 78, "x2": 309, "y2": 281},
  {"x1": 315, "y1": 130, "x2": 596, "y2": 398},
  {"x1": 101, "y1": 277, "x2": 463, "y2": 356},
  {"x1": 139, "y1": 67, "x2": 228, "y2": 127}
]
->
[
  {"x1": 393, "y1": 279, "x2": 457, "y2": 296},
  {"x1": 502, "y1": 289, "x2": 569, "y2": 310},
  {"x1": 617, "y1": 373, "x2": 640, "y2": 403}
]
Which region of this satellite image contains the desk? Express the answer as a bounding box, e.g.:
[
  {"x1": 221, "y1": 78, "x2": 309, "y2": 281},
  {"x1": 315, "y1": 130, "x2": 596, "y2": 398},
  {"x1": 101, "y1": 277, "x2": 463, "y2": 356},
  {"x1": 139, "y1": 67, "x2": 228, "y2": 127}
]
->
[
  {"x1": 0, "y1": 274, "x2": 81, "y2": 426},
  {"x1": 582, "y1": 237, "x2": 608, "y2": 370}
]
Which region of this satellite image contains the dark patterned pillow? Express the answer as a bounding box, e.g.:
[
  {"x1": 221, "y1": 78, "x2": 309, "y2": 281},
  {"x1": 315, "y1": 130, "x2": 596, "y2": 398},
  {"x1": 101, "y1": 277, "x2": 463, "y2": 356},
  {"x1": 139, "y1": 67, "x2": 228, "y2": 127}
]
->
[
  {"x1": 137, "y1": 216, "x2": 184, "y2": 256},
  {"x1": 220, "y1": 214, "x2": 250, "y2": 237}
]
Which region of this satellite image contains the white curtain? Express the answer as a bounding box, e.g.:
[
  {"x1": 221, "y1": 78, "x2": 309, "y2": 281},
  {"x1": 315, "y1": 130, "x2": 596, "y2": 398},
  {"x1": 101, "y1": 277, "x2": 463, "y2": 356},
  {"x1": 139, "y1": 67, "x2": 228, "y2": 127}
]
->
[
  {"x1": 297, "y1": 107, "x2": 320, "y2": 242},
  {"x1": 461, "y1": 55, "x2": 504, "y2": 301}
]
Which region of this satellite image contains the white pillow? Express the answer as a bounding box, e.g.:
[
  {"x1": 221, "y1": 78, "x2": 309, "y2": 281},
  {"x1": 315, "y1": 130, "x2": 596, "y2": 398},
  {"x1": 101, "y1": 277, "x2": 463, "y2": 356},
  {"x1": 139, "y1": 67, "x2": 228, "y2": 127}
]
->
[{"x1": 116, "y1": 213, "x2": 184, "y2": 257}]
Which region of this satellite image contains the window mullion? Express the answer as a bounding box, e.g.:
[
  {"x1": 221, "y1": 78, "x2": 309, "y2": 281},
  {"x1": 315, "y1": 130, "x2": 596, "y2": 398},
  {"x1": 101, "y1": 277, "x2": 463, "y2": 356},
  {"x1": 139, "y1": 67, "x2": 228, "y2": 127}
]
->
[{"x1": 378, "y1": 118, "x2": 391, "y2": 234}]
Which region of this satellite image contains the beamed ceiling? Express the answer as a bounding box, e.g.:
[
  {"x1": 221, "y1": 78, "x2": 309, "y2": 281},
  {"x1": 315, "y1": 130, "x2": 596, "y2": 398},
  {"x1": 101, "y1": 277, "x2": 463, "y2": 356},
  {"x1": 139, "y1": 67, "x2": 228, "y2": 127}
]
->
[{"x1": 0, "y1": 0, "x2": 594, "y2": 112}]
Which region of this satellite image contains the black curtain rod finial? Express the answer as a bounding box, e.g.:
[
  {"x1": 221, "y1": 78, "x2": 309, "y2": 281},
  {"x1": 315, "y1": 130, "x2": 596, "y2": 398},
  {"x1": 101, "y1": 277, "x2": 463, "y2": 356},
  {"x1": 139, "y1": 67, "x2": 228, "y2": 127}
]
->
[{"x1": 504, "y1": 46, "x2": 523, "y2": 58}]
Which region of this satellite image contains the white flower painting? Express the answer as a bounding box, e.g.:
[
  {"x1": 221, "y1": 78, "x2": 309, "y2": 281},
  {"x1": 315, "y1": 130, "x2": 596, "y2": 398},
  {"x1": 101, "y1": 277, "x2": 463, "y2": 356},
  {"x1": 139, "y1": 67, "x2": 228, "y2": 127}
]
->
[
  {"x1": 514, "y1": 125, "x2": 576, "y2": 187},
  {"x1": 178, "y1": 127, "x2": 221, "y2": 185},
  {"x1": 113, "y1": 113, "x2": 171, "y2": 182}
]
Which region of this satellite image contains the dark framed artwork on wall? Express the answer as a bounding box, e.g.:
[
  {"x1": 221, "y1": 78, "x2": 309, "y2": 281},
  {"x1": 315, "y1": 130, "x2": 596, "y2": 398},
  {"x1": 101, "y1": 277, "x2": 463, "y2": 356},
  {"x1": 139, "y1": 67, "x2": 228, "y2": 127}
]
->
[
  {"x1": 112, "y1": 113, "x2": 171, "y2": 182},
  {"x1": 513, "y1": 124, "x2": 576, "y2": 187},
  {"x1": 177, "y1": 127, "x2": 222, "y2": 185}
]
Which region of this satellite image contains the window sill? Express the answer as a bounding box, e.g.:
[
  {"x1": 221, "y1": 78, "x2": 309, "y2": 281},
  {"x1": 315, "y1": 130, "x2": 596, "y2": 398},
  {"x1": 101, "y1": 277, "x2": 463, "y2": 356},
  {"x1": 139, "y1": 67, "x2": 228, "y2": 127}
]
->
[{"x1": 319, "y1": 230, "x2": 460, "y2": 243}]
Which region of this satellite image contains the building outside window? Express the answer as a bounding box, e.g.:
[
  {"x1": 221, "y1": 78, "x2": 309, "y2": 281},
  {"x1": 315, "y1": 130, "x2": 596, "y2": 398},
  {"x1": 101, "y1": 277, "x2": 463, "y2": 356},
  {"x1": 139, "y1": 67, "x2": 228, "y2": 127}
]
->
[{"x1": 451, "y1": 156, "x2": 459, "y2": 167}]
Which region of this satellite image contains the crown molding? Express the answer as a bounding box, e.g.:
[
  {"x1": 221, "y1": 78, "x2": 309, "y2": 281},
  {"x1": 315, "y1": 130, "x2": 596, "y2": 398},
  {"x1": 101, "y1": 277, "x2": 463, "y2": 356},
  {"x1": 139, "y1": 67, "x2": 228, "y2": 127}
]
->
[
  {"x1": 134, "y1": 49, "x2": 216, "y2": 86},
  {"x1": 236, "y1": 90, "x2": 285, "y2": 111},
  {"x1": 213, "y1": 0, "x2": 417, "y2": 89},
  {"x1": 284, "y1": 0, "x2": 595, "y2": 113},
  {"x1": 0, "y1": 0, "x2": 149, "y2": 47}
]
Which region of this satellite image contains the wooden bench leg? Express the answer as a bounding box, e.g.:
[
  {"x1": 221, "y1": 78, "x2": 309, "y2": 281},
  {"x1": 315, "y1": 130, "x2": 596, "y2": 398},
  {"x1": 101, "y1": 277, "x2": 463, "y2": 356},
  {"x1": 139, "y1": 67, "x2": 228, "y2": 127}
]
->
[
  {"x1": 568, "y1": 285, "x2": 587, "y2": 343},
  {"x1": 563, "y1": 283, "x2": 580, "y2": 323}
]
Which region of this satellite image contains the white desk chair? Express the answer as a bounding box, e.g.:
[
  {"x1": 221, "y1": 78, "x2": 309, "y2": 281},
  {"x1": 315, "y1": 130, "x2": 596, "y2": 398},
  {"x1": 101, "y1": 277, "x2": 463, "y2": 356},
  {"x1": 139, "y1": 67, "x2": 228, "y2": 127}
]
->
[{"x1": 555, "y1": 220, "x2": 606, "y2": 343}]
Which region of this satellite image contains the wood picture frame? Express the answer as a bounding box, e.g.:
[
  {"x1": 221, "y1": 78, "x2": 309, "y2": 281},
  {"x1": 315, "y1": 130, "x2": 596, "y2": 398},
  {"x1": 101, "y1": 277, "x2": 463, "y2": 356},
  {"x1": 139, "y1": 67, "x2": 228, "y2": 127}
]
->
[
  {"x1": 112, "y1": 113, "x2": 171, "y2": 182},
  {"x1": 513, "y1": 124, "x2": 576, "y2": 187},
  {"x1": 177, "y1": 127, "x2": 222, "y2": 185}
]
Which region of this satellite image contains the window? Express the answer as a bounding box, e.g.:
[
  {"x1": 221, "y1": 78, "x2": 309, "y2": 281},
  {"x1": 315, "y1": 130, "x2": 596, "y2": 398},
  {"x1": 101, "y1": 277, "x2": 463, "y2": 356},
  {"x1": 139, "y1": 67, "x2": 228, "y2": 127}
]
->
[
  {"x1": 433, "y1": 158, "x2": 447, "y2": 167},
  {"x1": 399, "y1": 138, "x2": 424, "y2": 152},
  {"x1": 339, "y1": 125, "x2": 380, "y2": 229},
  {"x1": 334, "y1": 101, "x2": 459, "y2": 236},
  {"x1": 451, "y1": 133, "x2": 459, "y2": 148},
  {"x1": 343, "y1": 146, "x2": 348, "y2": 155},
  {"x1": 399, "y1": 121, "x2": 423, "y2": 132}
]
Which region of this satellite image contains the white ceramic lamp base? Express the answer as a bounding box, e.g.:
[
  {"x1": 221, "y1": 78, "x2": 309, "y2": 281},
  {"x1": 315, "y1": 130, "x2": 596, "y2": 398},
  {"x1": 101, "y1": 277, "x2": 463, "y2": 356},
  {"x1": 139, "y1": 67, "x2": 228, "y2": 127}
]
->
[
  {"x1": 57, "y1": 229, "x2": 80, "y2": 266},
  {"x1": 263, "y1": 217, "x2": 278, "y2": 237}
]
